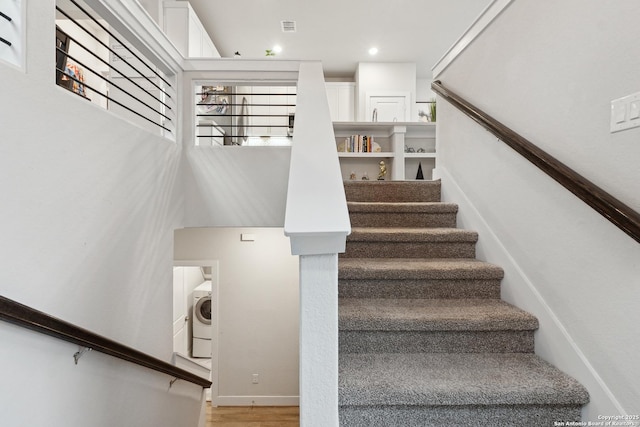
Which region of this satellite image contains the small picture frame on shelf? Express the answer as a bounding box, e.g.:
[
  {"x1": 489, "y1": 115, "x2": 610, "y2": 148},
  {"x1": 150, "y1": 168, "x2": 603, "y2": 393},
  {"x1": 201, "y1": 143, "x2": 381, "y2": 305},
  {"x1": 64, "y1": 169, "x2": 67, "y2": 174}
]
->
[{"x1": 60, "y1": 60, "x2": 89, "y2": 98}]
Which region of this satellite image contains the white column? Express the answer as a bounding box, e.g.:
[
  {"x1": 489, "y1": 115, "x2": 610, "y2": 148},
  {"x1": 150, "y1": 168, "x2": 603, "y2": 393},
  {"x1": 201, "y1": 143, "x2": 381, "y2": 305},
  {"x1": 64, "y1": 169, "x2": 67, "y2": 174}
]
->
[
  {"x1": 299, "y1": 254, "x2": 339, "y2": 427},
  {"x1": 391, "y1": 125, "x2": 407, "y2": 180},
  {"x1": 285, "y1": 62, "x2": 349, "y2": 426}
]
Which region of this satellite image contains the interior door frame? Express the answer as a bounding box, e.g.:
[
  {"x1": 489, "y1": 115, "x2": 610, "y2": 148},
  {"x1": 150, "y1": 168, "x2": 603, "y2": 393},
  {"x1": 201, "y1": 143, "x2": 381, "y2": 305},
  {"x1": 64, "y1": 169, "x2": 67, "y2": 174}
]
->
[{"x1": 173, "y1": 259, "x2": 219, "y2": 403}]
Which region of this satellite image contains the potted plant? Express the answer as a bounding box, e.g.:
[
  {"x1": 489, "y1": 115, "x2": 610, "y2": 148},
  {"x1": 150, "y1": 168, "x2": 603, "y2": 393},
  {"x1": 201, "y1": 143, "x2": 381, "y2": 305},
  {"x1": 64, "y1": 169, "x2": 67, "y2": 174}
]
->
[{"x1": 429, "y1": 98, "x2": 436, "y2": 122}]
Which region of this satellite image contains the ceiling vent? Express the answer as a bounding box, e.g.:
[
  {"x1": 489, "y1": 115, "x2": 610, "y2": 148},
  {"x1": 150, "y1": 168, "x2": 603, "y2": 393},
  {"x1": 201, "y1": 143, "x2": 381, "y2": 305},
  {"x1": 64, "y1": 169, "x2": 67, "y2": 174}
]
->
[{"x1": 281, "y1": 20, "x2": 296, "y2": 33}]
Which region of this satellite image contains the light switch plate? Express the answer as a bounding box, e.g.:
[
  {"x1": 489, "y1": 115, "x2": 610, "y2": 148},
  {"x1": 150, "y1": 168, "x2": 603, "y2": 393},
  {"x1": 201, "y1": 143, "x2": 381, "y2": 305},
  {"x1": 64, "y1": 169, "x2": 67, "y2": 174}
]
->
[
  {"x1": 611, "y1": 91, "x2": 640, "y2": 133},
  {"x1": 613, "y1": 103, "x2": 627, "y2": 124},
  {"x1": 629, "y1": 101, "x2": 640, "y2": 120}
]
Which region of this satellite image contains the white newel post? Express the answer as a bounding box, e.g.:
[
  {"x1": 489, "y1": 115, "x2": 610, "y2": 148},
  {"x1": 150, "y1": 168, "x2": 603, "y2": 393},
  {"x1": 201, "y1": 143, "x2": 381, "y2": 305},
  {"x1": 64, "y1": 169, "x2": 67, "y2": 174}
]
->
[
  {"x1": 284, "y1": 62, "x2": 350, "y2": 427},
  {"x1": 299, "y1": 254, "x2": 339, "y2": 426}
]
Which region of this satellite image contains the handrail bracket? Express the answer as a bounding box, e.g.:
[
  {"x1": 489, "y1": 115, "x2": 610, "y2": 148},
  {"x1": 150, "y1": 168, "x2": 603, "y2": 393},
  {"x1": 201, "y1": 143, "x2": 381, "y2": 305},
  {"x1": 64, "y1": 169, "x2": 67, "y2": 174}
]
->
[{"x1": 73, "y1": 347, "x2": 92, "y2": 365}]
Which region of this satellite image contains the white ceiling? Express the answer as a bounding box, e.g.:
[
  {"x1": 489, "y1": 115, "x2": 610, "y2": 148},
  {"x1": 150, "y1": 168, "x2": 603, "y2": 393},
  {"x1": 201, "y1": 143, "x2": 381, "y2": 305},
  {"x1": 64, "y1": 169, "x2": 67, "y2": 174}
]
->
[{"x1": 187, "y1": 0, "x2": 491, "y2": 78}]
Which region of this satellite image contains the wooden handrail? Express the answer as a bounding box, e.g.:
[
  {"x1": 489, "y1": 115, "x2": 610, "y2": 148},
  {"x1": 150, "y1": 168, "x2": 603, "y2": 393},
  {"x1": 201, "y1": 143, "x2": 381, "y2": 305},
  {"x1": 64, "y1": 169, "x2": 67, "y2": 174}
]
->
[
  {"x1": 0, "y1": 295, "x2": 212, "y2": 388},
  {"x1": 432, "y1": 80, "x2": 640, "y2": 244}
]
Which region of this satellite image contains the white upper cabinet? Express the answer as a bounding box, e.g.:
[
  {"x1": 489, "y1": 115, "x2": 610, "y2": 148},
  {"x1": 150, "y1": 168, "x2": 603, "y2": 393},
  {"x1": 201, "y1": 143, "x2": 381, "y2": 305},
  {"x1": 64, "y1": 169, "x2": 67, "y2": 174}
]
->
[
  {"x1": 163, "y1": 1, "x2": 220, "y2": 58},
  {"x1": 326, "y1": 82, "x2": 355, "y2": 122}
]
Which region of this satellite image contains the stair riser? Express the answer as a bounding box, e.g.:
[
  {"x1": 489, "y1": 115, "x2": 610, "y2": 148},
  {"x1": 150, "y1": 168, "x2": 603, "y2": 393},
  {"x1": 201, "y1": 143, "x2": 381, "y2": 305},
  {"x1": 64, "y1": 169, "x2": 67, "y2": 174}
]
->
[
  {"x1": 339, "y1": 330, "x2": 534, "y2": 354},
  {"x1": 338, "y1": 180, "x2": 589, "y2": 423},
  {"x1": 349, "y1": 212, "x2": 457, "y2": 228},
  {"x1": 339, "y1": 405, "x2": 583, "y2": 427},
  {"x1": 338, "y1": 279, "x2": 502, "y2": 299},
  {"x1": 344, "y1": 182, "x2": 441, "y2": 203},
  {"x1": 342, "y1": 241, "x2": 476, "y2": 258}
]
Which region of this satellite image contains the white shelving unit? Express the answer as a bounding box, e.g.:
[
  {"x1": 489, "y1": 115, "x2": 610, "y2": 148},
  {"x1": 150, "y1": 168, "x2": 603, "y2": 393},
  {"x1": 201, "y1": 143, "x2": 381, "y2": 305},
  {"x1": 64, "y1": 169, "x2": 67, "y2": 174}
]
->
[{"x1": 333, "y1": 121, "x2": 436, "y2": 181}]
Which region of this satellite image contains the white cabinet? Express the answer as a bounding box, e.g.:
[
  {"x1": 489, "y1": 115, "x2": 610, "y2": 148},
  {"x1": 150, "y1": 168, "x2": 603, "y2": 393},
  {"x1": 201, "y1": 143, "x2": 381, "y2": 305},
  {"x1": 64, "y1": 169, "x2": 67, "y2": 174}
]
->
[
  {"x1": 366, "y1": 93, "x2": 411, "y2": 122},
  {"x1": 326, "y1": 82, "x2": 355, "y2": 122},
  {"x1": 334, "y1": 122, "x2": 436, "y2": 181},
  {"x1": 163, "y1": 1, "x2": 220, "y2": 58}
]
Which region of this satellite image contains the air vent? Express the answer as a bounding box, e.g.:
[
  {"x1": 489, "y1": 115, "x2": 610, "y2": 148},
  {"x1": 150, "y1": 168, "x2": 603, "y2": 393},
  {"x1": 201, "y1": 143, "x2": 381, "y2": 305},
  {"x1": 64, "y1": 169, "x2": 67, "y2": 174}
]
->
[{"x1": 281, "y1": 20, "x2": 296, "y2": 33}]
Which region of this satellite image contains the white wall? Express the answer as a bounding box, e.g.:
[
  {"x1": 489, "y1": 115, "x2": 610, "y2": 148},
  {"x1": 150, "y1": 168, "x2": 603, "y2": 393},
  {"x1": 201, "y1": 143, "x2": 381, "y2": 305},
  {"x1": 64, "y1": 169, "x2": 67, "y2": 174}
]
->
[
  {"x1": 174, "y1": 227, "x2": 299, "y2": 405},
  {"x1": 355, "y1": 62, "x2": 417, "y2": 121},
  {"x1": 416, "y1": 78, "x2": 431, "y2": 100},
  {"x1": 0, "y1": 2, "x2": 202, "y2": 426},
  {"x1": 416, "y1": 77, "x2": 436, "y2": 120},
  {"x1": 180, "y1": 68, "x2": 297, "y2": 228},
  {"x1": 435, "y1": 0, "x2": 640, "y2": 420},
  {"x1": 182, "y1": 146, "x2": 291, "y2": 227}
]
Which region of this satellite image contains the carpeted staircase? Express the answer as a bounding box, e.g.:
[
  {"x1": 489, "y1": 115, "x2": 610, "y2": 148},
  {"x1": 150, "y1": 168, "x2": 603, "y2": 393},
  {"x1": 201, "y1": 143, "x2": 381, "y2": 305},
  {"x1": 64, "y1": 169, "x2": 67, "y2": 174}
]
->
[{"x1": 338, "y1": 180, "x2": 589, "y2": 426}]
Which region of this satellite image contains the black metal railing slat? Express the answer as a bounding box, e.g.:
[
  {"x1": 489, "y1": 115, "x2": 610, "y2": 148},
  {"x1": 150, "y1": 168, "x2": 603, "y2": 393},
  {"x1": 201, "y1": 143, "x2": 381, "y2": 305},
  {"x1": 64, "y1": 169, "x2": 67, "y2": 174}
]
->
[
  {"x1": 55, "y1": 0, "x2": 176, "y2": 134},
  {"x1": 55, "y1": 32, "x2": 172, "y2": 111},
  {"x1": 198, "y1": 124, "x2": 291, "y2": 128},
  {"x1": 197, "y1": 114, "x2": 292, "y2": 118},
  {"x1": 0, "y1": 36, "x2": 10, "y2": 46},
  {"x1": 195, "y1": 84, "x2": 297, "y2": 145},
  {"x1": 56, "y1": 47, "x2": 172, "y2": 121},
  {"x1": 197, "y1": 103, "x2": 295, "y2": 107},
  {"x1": 196, "y1": 92, "x2": 296, "y2": 97},
  {"x1": 0, "y1": 10, "x2": 11, "y2": 21},
  {"x1": 55, "y1": 6, "x2": 171, "y2": 99},
  {"x1": 56, "y1": 66, "x2": 171, "y2": 132},
  {"x1": 66, "y1": 0, "x2": 171, "y2": 88}
]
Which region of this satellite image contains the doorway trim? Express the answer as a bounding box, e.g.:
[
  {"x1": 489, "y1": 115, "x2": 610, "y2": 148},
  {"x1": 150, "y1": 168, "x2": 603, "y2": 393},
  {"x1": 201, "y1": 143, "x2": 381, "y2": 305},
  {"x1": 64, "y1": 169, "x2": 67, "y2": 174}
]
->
[{"x1": 174, "y1": 259, "x2": 219, "y2": 403}]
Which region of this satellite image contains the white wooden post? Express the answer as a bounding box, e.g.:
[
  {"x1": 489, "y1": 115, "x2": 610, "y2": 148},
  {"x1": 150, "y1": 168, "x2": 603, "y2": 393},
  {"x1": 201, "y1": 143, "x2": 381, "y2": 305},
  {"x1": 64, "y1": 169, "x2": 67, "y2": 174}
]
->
[
  {"x1": 284, "y1": 62, "x2": 350, "y2": 427},
  {"x1": 299, "y1": 254, "x2": 339, "y2": 426}
]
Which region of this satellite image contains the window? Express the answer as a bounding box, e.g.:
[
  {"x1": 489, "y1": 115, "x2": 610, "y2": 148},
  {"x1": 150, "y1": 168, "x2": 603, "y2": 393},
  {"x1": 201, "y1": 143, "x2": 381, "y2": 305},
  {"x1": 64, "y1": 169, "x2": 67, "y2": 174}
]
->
[{"x1": 55, "y1": 0, "x2": 176, "y2": 136}]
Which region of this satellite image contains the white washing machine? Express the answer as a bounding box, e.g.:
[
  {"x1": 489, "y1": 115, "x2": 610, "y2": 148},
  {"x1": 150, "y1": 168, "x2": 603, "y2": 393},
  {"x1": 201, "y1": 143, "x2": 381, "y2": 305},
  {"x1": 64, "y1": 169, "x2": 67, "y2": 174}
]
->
[{"x1": 192, "y1": 281, "x2": 212, "y2": 358}]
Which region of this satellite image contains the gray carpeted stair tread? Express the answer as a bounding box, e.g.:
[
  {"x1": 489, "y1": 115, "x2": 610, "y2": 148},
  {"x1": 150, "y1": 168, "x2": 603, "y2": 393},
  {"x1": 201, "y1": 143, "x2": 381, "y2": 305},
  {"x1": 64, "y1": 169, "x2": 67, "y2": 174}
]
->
[
  {"x1": 344, "y1": 180, "x2": 442, "y2": 203},
  {"x1": 339, "y1": 329, "x2": 535, "y2": 354},
  {"x1": 339, "y1": 405, "x2": 582, "y2": 427},
  {"x1": 338, "y1": 180, "x2": 589, "y2": 424},
  {"x1": 339, "y1": 298, "x2": 538, "y2": 332},
  {"x1": 347, "y1": 227, "x2": 478, "y2": 242},
  {"x1": 339, "y1": 353, "x2": 590, "y2": 407},
  {"x1": 339, "y1": 258, "x2": 504, "y2": 280}
]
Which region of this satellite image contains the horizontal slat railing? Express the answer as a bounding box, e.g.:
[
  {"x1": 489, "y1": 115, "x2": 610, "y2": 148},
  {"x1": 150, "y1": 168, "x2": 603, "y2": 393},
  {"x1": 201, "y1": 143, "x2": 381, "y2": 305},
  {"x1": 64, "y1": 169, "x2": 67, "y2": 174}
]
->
[
  {"x1": 0, "y1": 295, "x2": 212, "y2": 388},
  {"x1": 195, "y1": 86, "x2": 296, "y2": 145},
  {"x1": 432, "y1": 80, "x2": 640, "y2": 244},
  {"x1": 0, "y1": 9, "x2": 11, "y2": 46},
  {"x1": 55, "y1": 0, "x2": 175, "y2": 134}
]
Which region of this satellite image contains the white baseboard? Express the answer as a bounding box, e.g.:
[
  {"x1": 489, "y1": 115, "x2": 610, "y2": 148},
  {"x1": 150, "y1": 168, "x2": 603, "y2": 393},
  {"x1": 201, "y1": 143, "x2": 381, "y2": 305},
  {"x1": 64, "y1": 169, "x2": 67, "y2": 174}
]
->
[
  {"x1": 439, "y1": 166, "x2": 623, "y2": 420},
  {"x1": 212, "y1": 396, "x2": 299, "y2": 407}
]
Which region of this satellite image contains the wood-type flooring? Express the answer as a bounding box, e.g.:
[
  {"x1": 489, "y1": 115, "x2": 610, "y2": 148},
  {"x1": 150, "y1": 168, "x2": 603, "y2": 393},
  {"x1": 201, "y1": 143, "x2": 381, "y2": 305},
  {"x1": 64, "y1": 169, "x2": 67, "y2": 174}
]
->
[{"x1": 206, "y1": 404, "x2": 299, "y2": 426}]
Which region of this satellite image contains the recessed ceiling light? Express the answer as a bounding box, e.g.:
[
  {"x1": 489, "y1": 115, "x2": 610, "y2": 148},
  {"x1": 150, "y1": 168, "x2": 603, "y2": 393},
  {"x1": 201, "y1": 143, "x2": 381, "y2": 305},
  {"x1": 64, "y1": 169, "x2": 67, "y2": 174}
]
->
[
  {"x1": 368, "y1": 47, "x2": 378, "y2": 55},
  {"x1": 273, "y1": 45, "x2": 283, "y2": 54}
]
